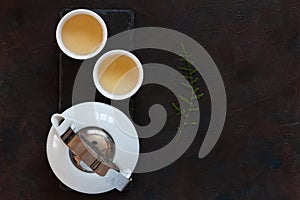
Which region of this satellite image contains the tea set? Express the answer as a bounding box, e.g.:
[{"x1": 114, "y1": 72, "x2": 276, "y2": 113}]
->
[{"x1": 46, "y1": 9, "x2": 143, "y2": 194}]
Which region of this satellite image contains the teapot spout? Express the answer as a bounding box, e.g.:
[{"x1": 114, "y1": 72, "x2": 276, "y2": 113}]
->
[{"x1": 51, "y1": 113, "x2": 75, "y2": 136}]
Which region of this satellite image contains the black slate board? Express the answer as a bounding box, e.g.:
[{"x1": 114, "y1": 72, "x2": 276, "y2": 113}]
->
[{"x1": 58, "y1": 9, "x2": 134, "y2": 191}]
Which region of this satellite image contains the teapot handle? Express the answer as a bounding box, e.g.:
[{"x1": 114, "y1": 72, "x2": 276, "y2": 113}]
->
[{"x1": 51, "y1": 113, "x2": 73, "y2": 136}]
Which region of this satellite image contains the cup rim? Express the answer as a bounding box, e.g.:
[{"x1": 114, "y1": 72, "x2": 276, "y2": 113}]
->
[
  {"x1": 93, "y1": 49, "x2": 144, "y2": 100},
  {"x1": 56, "y1": 9, "x2": 108, "y2": 60}
]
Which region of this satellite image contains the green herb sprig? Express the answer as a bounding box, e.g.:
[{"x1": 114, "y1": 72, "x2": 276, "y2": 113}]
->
[{"x1": 172, "y1": 44, "x2": 204, "y2": 140}]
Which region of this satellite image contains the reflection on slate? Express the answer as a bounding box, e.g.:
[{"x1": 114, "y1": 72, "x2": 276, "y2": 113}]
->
[
  {"x1": 59, "y1": 9, "x2": 134, "y2": 112},
  {"x1": 58, "y1": 9, "x2": 134, "y2": 191}
]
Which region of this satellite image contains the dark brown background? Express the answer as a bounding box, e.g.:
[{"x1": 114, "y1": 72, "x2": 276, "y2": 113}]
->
[{"x1": 1, "y1": 0, "x2": 300, "y2": 199}]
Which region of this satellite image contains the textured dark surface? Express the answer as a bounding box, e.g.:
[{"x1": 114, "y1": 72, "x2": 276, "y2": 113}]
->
[{"x1": 0, "y1": 0, "x2": 300, "y2": 200}]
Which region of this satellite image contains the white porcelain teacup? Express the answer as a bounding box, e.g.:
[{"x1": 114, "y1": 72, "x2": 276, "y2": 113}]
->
[
  {"x1": 56, "y1": 9, "x2": 107, "y2": 60},
  {"x1": 93, "y1": 49, "x2": 143, "y2": 100}
]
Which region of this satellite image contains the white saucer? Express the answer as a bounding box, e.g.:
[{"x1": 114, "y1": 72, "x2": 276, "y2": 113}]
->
[{"x1": 46, "y1": 102, "x2": 139, "y2": 194}]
